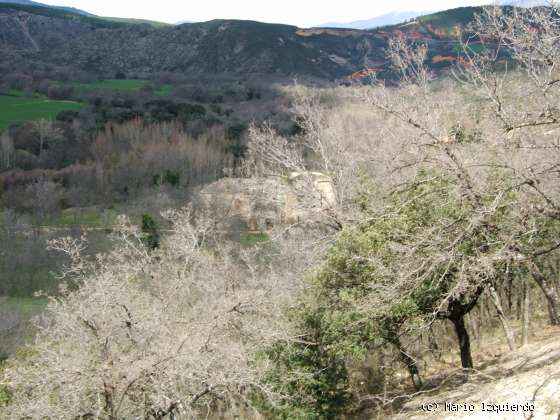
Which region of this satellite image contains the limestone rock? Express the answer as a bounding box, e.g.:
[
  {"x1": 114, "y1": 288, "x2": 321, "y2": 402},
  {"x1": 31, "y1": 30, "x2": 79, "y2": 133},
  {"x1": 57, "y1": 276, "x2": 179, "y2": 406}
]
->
[{"x1": 196, "y1": 173, "x2": 336, "y2": 232}]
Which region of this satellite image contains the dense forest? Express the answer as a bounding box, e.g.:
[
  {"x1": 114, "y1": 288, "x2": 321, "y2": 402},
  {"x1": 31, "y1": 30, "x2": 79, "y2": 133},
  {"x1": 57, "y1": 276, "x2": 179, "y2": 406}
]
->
[{"x1": 1, "y1": 4, "x2": 560, "y2": 420}]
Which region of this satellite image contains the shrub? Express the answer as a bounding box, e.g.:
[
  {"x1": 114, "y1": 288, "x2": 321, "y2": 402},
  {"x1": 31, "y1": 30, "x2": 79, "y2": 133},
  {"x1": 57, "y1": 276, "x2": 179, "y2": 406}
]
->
[{"x1": 141, "y1": 213, "x2": 160, "y2": 250}]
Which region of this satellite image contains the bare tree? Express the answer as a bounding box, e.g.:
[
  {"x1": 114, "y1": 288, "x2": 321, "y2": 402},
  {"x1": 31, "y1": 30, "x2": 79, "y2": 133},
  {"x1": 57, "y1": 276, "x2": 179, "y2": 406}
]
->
[
  {"x1": 0, "y1": 131, "x2": 14, "y2": 171},
  {"x1": 34, "y1": 119, "x2": 62, "y2": 161},
  {"x1": 456, "y1": 4, "x2": 560, "y2": 324},
  {"x1": 0, "y1": 208, "x2": 320, "y2": 419}
]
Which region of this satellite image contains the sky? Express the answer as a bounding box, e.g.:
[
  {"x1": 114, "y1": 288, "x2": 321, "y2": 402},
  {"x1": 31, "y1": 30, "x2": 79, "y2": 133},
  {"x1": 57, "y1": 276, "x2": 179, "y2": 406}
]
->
[{"x1": 45, "y1": 0, "x2": 492, "y2": 27}]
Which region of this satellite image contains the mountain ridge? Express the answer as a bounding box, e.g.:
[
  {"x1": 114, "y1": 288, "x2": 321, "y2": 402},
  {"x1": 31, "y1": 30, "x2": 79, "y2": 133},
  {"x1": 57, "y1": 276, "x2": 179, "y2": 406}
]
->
[
  {"x1": 0, "y1": 4, "x2": 501, "y2": 81},
  {"x1": 0, "y1": 0, "x2": 93, "y2": 16}
]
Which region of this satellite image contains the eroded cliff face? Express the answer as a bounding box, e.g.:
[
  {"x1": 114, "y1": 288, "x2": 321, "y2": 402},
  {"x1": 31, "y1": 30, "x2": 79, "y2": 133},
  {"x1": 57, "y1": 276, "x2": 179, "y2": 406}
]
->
[{"x1": 196, "y1": 172, "x2": 336, "y2": 232}]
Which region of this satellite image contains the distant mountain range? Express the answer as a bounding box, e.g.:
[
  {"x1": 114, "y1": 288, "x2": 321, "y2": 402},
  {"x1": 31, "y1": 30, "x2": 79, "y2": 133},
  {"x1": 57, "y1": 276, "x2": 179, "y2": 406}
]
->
[
  {"x1": 499, "y1": 0, "x2": 549, "y2": 5},
  {"x1": 1, "y1": 0, "x2": 551, "y2": 31},
  {"x1": 318, "y1": 1, "x2": 549, "y2": 30},
  {"x1": 319, "y1": 11, "x2": 430, "y2": 30}
]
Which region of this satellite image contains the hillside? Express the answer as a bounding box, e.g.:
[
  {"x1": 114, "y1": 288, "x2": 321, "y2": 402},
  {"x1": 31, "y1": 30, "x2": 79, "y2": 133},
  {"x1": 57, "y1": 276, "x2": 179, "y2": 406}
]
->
[
  {"x1": 0, "y1": 4, "x2": 494, "y2": 80},
  {"x1": 0, "y1": 0, "x2": 93, "y2": 16},
  {"x1": 391, "y1": 327, "x2": 560, "y2": 419},
  {"x1": 1, "y1": 3, "x2": 560, "y2": 418}
]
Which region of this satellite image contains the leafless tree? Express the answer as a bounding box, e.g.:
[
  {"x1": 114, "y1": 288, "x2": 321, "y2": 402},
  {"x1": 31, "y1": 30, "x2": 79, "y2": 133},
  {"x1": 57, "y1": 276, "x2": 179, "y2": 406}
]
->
[
  {"x1": 0, "y1": 208, "x2": 321, "y2": 419},
  {"x1": 33, "y1": 119, "x2": 62, "y2": 161},
  {"x1": 0, "y1": 131, "x2": 14, "y2": 171},
  {"x1": 455, "y1": 4, "x2": 560, "y2": 324}
]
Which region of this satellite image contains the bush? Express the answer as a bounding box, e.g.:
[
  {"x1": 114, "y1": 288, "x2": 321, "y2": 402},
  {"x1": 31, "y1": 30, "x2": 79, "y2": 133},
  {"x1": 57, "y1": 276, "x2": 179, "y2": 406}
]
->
[
  {"x1": 56, "y1": 110, "x2": 80, "y2": 123},
  {"x1": 153, "y1": 170, "x2": 181, "y2": 188},
  {"x1": 257, "y1": 304, "x2": 353, "y2": 419},
  {"x1": 227, "y1": 123, "x2": 248, "y2": 141},
  {"x1": 141, "y1": 214, "x2": 160, "y2": 250}
]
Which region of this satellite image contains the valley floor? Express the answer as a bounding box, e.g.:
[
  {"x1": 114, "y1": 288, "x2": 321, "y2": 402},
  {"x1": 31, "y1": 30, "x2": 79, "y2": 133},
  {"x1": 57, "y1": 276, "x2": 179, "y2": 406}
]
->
[{"x1": 391, "y1": 327, "x2": 560, "y2": 419}]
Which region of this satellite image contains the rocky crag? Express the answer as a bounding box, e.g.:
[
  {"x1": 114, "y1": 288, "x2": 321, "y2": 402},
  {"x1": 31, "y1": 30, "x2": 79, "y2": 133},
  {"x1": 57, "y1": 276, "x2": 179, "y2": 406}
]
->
[{"x1": 196, "y1": 172, "x2": 336, "y2": 232}]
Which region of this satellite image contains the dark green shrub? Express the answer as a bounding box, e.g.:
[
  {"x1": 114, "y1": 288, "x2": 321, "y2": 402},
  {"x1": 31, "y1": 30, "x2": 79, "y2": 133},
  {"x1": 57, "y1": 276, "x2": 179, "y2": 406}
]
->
[
  {"x1": 56, "y1": 110, "x2": 80, "y2": 123},
  {"x1": 153, "y1": 170, "x2": 181, "y2": 188},
  {"x1": 256, "y1": 304, "x2": 354, "y2": 420},
  {"x1": 141, "y1": 214, "x2": 160, "y2": 250}
]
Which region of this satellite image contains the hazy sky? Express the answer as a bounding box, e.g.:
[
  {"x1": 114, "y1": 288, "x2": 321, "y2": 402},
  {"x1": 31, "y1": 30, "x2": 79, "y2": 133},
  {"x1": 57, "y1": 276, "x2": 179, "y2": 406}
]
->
[{"x1": 45, "y1": 0, "x2": 492, "y2": 26}]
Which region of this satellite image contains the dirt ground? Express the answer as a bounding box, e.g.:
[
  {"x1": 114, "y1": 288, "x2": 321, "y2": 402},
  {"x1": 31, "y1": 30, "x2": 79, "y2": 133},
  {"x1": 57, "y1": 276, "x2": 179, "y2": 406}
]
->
[{"x1": 389, "y1": 327, "x2": 560, "y2": 419}]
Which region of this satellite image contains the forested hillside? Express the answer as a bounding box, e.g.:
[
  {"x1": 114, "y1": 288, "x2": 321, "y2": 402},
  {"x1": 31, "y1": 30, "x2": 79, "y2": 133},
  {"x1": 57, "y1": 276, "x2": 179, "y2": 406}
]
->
[{"x1": 0, "y1": 3, "x2": 493, "y2": 80}]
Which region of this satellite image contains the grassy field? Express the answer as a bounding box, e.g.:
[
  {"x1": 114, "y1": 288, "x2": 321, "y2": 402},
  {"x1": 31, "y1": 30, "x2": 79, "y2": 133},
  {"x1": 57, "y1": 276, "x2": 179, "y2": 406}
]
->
[
  {"x1": 0, "y1": 94, "x2": 82, "y2": 129},
  {"x1": 0, "y1": 79, "x2": 171, "y2": 129},
  {"x1": 68, "y1": 79, "x2": 172, "y2": 95}
]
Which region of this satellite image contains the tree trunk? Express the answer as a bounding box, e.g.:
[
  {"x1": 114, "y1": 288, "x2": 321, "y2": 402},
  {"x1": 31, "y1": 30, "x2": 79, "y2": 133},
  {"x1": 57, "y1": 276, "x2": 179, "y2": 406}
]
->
[
  {"x1": 488, "y1": 283, "x2": 516, "y2": 351},
  {"x1": 548, "y1": 302, "x2": 557, "y2": 325},
  {"x1": 428, "y1": 324, "x2": 441, "y2": 360},
  {"x1": 516, "y1": 284, "x2": 522, "y2": 320},
  {"x1": 506, "y1": 274, "x2": 513, "y2": 312},
  {"x1": 103, "y1": 381, "x2": 116, "y2": 419},
  {"x1": 443, "y1": 286, "x2": 484, "y2": 370},
  {"x1": 398, "y1": 348, "x2": 423, "y2": 390},
  {"x1": 529, "y1": 262, "x2": 560, "y2": 325},
  {"x1": 387, "y1": 333, "x2": 423, "y2": 390},
  {"x1": 451, "y1": 315, "x2": 473, "y2": 369},
  {"x1": 522, "y1": 279, "x2": 530, "y2": 347}
]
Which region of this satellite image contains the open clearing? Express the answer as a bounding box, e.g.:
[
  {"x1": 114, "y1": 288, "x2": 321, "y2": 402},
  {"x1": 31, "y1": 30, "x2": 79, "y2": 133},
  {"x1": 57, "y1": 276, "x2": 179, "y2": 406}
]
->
[
  {"x1": 67, "y1": 79, "x2": 172, "y2": 95},
  {"x1": 0, "y1": 95, "x2": 82, "y2": 129}
]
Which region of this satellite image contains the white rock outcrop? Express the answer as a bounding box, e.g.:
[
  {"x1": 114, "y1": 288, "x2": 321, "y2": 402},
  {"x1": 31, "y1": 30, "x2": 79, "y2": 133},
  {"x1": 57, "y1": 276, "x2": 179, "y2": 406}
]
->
[{"x1": 196, "y1": 172, "x2": 336, "y2": 232}]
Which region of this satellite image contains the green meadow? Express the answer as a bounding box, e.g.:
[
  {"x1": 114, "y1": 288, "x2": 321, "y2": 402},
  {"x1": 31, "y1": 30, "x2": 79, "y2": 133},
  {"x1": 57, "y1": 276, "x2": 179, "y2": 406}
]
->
[
  {"x1": 0, "y1": 94, "x2": 82, "y2": 129},
  {"x1": 67, "y1": 79, "x2": 172, "y2": 95}
]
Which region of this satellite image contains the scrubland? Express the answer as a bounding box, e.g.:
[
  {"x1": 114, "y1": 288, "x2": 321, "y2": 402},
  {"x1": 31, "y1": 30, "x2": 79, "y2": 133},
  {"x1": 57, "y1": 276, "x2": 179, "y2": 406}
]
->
[{"x1": 1, "y1": 5, "x2": 560, "y2": 419}]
